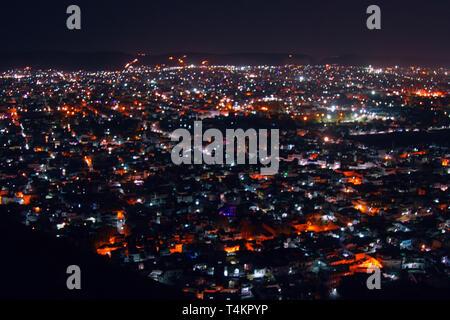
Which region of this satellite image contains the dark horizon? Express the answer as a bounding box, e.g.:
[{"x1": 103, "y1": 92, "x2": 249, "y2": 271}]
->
[
  {"x1": 0, "y1": 51, "x2": 449, "y2": 72},
  {"x1": 1, "y1": 0, "x2": 449, "y2": 63}
]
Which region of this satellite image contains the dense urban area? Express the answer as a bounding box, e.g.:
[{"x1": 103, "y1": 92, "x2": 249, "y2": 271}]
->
[{"x1": 1, "y1": 62, "x2": 449, "y2": 299}]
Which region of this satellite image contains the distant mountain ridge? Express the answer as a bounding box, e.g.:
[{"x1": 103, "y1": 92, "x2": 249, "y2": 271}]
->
[{"x1": 0, "y1": 51, "x2": 448, "y2": 71}]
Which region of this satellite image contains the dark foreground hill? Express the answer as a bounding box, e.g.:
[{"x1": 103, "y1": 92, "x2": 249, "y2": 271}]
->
[{"x1": 0, "y1": 212, "x2": 190, "y2": 300}]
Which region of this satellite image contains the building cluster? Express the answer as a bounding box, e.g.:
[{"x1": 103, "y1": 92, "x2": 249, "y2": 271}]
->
[{"x1": 0, "y1": 63, "x2": 449, "y2": 299}]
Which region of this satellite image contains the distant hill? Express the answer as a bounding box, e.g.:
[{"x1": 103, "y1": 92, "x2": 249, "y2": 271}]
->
[
  {"x1": 139, "y1": 52, "x2": 314, "y2": 67},
  {"x1": 0, "y1": 51, "x2": 314, "y2": 71},
  {"x1": 319, "y1": 54, "x2": 450, "y2": 68},
  {"x1": 0, "y1": 51, "x2": 448, "y2": 71},
  {"x1": 0, "y1": 51, "x2": 135, "y2": 71}
]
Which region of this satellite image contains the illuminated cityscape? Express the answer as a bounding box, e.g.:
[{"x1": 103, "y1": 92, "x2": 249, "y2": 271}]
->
[
  {"x1": 0, "y1": 1, "x2": 450, "y2": 309},
  {"x1": 1, "y1": 62, "x2": 449, "y2": 299}
]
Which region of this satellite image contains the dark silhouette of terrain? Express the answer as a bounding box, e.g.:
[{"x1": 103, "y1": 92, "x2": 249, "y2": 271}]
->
[
  {"x1": 0, "y1": 212, "x2": 191, "y2": 300},
  {"x1": 0, "y1": 51, "x2": 448, "y2": 71},
  {"x1": 337, "y1": 273, "x2": 450, "y2": 300}
]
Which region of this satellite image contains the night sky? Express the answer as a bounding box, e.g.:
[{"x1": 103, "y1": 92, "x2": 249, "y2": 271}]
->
[{"x1": 1, "y1": 0, "x2": 449, "y2": 61}]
